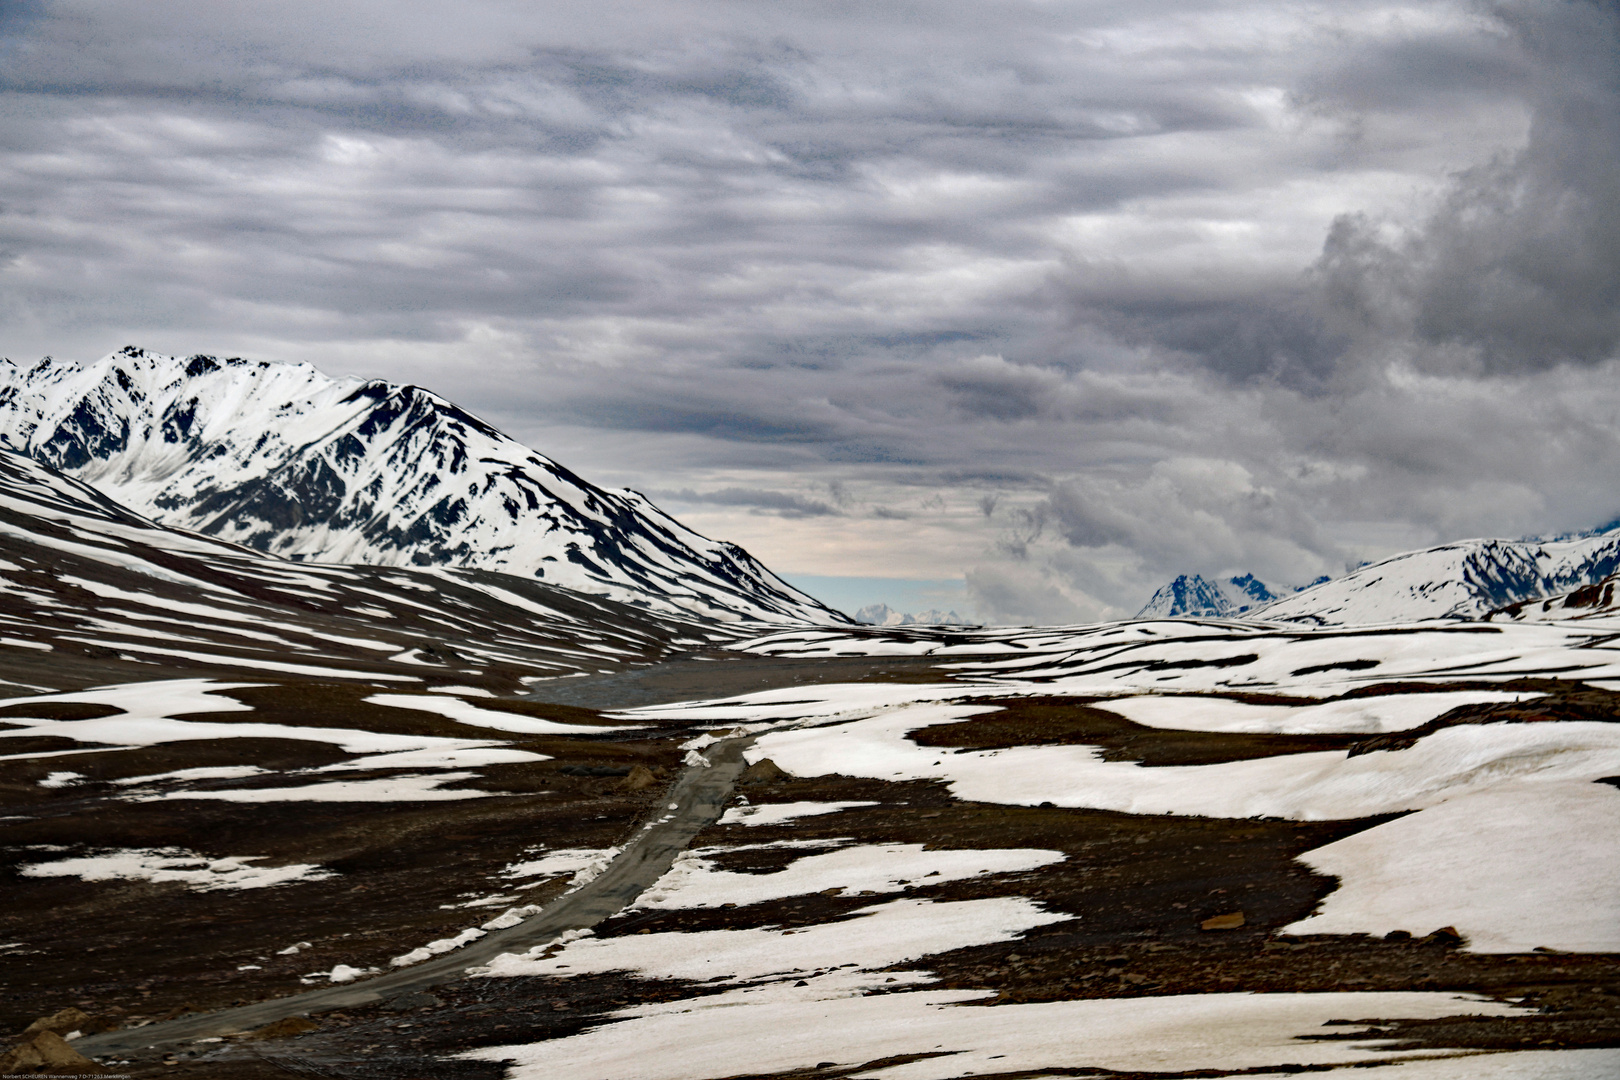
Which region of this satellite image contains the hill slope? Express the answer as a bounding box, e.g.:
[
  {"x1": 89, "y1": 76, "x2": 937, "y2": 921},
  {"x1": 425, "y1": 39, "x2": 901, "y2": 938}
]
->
[
  {"x1": 0, "y1": 447, "x2": 725, "y2": 694},
  {"x1": 0, "y1": 347, "x2": 839, "y2": 624}
]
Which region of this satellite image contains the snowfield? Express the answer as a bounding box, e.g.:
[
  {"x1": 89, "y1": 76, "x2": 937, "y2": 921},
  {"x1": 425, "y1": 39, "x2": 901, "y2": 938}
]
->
[
  {"x1": 1285, "y1": 779, "x2": 1620, "y2": 952},
  {"x1": 464, "y1": 987, "x2": 1527, "y2": 1080},
  {"x1": 618, "y1": 612, "x2": 1620, "y2": 961},
  {"x1": 1100, "y1": 690, "x2": 1538, "y2": 734},
  {"x1": 745, "y1": 705, "x2": 1620, "y2": 824}
]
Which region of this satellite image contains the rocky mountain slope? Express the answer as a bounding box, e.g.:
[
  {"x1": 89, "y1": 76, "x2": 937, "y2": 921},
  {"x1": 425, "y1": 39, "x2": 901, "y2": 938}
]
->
[
  {"x1": 1490, "y1": 572, "x2": 1620, "y2": 622},
  {"x1": 1252, "y1": 533, "x2": 1620, "y2": 626},
  {"x1": 0, "y1": 347, "x2": 840, "y2": 624}
]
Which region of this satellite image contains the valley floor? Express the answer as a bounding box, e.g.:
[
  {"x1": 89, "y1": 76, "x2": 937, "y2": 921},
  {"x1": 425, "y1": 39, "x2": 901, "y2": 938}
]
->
[{"x1": 2, "y1": 621, "x2": 1619, "y2": 1078}]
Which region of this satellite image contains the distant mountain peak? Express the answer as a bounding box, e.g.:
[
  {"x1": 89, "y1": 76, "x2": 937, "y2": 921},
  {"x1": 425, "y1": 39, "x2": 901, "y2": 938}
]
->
[
  {"x1": 853, "y1": 602, "x2": 972, "y2": 627},
  {"x1": 0, "y1": 349, "x2": 844, "y2": 624},
  {"x1": 1136, "y1": 573, "x2": 1279, "y2": 619}
]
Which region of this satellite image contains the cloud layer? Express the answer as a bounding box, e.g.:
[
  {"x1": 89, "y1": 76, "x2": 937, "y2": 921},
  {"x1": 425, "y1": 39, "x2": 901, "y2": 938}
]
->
[{"x1": 2, "y1": 0, "x2": 1617, "y2": 620}]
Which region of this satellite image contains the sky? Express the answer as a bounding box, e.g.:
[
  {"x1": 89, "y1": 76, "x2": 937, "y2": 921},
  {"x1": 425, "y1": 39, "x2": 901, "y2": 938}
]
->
[{"x1": 2, "y1": 0, "x2": 1619, "y2": 623}]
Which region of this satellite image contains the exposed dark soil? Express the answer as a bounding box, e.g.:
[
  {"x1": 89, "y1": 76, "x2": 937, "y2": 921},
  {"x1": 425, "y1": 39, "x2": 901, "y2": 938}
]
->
[
  {"x1": 911, "y1": 697, "x2": 1364, "y2": 766},
  {"x1": 525, "y1": 652, "x2": 964, "y2": 711}
]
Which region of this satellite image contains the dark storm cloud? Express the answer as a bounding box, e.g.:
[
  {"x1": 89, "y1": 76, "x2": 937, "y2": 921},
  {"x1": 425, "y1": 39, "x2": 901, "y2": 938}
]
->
[
  {"x1": 1314, "y1": 2, "x2": 1620, "y2": 373},
  {"x1": 1045, "y1": 2, "x2": 1620, "y2": 387},
  {"x1": 6, "y1": 0, "x2": 1620, "y2": 621},
  {"x1": 1065, "y1": 0, "x2": 1620, "y2": 386}
]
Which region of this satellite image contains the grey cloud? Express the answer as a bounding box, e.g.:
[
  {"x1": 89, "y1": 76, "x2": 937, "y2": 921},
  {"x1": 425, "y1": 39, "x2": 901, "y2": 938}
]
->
[
  {"x1": 936, "y1": 357, "x2": 1059, "y2": 420},
  {"x1": 1042, "y1": 2, "x2": 1620, "y2": 388},
  {"x1": 1315, "y1": 1, "x2": 1620, "y2": 374},
  {"x1": 964, "y1": 563, "x2": 1090, "y2": 626},
  {"x1": 663, "y1": 486, "x2": 840, "y2": 517}
]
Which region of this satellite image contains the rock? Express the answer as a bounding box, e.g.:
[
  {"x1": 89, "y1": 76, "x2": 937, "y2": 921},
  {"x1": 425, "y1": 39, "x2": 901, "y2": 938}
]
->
[
  {"x1": 1200, "y1": 912, "x2": 1246, "y2": 931},
  {"x1": 386, "y1": 992, "x2": 443, "y2": 1011},
  {"x1": 153, "y1": 1002, "x2": 200, "y2": 1022},
  {"x1": 19, "y1": 1008, "x2": 90, "y2": 1040},
  {"x1": 620, "y1": 764, "x2": 659, "y2": 791},
  {"x1": 246, "y1": 1016, "x2": 319, "y2": 1040},
  {"x1": 740, "y1": 758, "x2": 788, "y2": 786},
  {"x1": 0, "y1": 1029, "x2": 102, "y2": 1074},
  {"x1": 1421, "y1": 926, "x2": 1464, "y2": 947}
]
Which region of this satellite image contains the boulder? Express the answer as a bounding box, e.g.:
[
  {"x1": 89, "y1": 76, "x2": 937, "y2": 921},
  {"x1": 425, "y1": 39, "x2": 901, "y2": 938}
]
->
[
  {"x1": 19, "y1": 1008, "x2": 89, "y2": 1040},
  {"x1": 620, "y1": 764, "x2": 659, "y2": 791},
  {"x1": 247, "y1": 1015, "x2": 319, "y2": 1040},
  {"x1": 0, "y1": 1029, "x2": 101, "y2": 1074},
  {"x1": 740, "y1": 759, "x2": 788, "y2": 786}
]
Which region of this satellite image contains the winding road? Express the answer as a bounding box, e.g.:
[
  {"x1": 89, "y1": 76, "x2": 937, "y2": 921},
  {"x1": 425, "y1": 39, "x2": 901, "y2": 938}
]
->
[{"x1": 72, "y1": 736, "x2": 754, "y2": 1058}]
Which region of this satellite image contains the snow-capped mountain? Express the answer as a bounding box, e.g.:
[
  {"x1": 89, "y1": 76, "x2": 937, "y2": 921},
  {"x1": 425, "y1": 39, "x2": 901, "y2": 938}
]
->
[
  {"x1": 0, "y1": 347, "x2": 842, "y2": 624},
  {"x1": 1251, "y1": 533, "x2": 1620, "y2": 626},
  {"x1": 852, "y1": 603, "x2": 973, "y2": 627},
  {"x1": 1135, "y1": 573, "x2": 1281, "y2": 618}
]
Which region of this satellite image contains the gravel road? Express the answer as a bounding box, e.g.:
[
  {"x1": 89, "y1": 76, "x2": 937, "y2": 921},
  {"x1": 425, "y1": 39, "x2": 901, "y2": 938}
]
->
[{"x1": 72, "y1": 735, "x2": 754, "y2": 1058}]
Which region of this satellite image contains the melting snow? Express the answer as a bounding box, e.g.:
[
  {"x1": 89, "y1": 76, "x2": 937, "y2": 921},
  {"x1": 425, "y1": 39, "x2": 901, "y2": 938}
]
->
[
  {"x1": 635, "y1": 844, "x2": 1063, "y2": 910},
  {"x1": 1287, "y1": 779, "x2": 1620, "y2": 952},
  {"x1": 716, "y1": 800, "x2": 878, "y2": 826},
  {"x1": 365, "y1": 693, "x2": 628, "y2": 735},
  {"x1": 112, "y1": 766, "x2": 268, "y2": 786},
  {"x1": 502, "y1": 848, "x2": 620, "y2": 887},
  {"x1": 20, "y1": 848, "x2": 334, "y2": 891},
  {"x1": 747, "y1": 701, "x2": 1620, "y2": 821},
  {"x1": 130, "y1": 772, "x2": 499, "y2": 802},
  {"x1": 469, "y1": 967, "x2": 1520, "y2": 1080},
  {"x1": 1100, "y1": 690, "x2": 1538, "y2": 735},
  {"x1": 479, "y1": 895, "x2": 1061, "y2": 984}
]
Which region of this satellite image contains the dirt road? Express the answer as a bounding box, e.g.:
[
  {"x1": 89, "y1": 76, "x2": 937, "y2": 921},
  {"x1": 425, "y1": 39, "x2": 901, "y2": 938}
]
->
[{"x1": 72, "y1": 736, "x2": 754, "y2": 1059}]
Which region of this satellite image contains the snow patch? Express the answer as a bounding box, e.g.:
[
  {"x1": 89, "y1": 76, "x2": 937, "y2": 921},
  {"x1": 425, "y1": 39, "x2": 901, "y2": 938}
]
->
[
  {"x1": 20, "y1": 848, "x2": 334, "y2": 891},
  {"x1": 130, "y1": 772, "x2": 500, "y2": 802},
  {"x1": 634, "y1": 844, "x2": 1063, "y2": 910},
  {"x1": 463, "y1": 987, "x2": 1524, "y2": 1080},
  {"x1": 1287, "y1": 779, "x2": 1620, "y2": 952},
  {"x1": 717, "y1": 800, "x2": 878, "y2": 826},
  {"x1": 1101, "y1": 690, "x2": 1539, "y2": 735},
  {"x1": 502, "y1": 847, "x2": 620, "y2": 888}
]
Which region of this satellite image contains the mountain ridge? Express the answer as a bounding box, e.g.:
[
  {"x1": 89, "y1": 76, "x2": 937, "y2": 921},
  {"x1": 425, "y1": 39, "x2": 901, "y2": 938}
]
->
[
  {"x1": 1251, "y1": 533, "x2": 1620, "y2": 625},
  {"x1": 852, "y1": 602, "x2": 973, "y2": 627},
  {"x1": 0, "y1": 347, "x2": 842, "y2": 624},
  {"x1": 1140, "y1": 529, "x2": 1620, "y2": 627}
]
